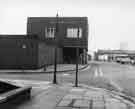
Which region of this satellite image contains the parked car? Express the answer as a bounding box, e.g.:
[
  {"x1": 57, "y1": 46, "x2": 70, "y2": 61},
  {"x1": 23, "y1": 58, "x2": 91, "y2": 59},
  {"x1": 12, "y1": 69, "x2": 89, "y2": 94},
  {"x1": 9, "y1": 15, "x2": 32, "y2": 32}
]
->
[
  {"x1": 115, "y1": 57, "x2": 121, "y2": 63},
  {"x1": 130, "y1": 57, "x2": 135, "y2": 65},
  {"x1": 120, "y1": 57, "x2": 131, "y2": 64},
  {"x1": 115, "y1": 56, "x2": 131, "y2": 64}
]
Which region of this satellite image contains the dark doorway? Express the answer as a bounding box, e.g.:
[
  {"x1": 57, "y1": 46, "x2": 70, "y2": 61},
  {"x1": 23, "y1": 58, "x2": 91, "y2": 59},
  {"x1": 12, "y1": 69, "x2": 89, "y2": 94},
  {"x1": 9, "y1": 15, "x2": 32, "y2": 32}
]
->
[{"x1": 63, "y1": 47, "x2": 83, "y2": 64}]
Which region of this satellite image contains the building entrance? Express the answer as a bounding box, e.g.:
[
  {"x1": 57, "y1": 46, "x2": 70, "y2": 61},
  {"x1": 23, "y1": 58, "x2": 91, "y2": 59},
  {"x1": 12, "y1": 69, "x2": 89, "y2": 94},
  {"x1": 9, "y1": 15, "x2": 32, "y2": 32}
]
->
[{"x1": 63, "y1": 47, "x2": 83, "y2": 64}]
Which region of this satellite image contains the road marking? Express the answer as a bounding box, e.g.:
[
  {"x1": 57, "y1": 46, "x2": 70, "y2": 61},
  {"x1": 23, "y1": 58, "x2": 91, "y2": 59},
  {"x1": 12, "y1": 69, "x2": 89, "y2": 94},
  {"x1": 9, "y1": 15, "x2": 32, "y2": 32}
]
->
[
  {"x1": 63, "y1": 73, "x2": 70, "y2": 76},
  {"x1": 99, "y1": 68, "x2": 103, "y2": 77},
  {"x1": 94, "y1": 68, "x2": 103, "y2": 77},
  {"x1": 94, "y1": 68, "x2": 98, "y2": 77}
]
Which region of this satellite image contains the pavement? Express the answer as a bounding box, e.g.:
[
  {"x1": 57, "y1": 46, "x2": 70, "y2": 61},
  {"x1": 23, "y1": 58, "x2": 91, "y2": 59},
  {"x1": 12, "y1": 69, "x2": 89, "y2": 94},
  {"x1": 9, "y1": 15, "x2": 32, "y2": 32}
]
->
[
  {"x1": 57, "y1": 84, "x2": 135, "y2": 109},
  {"x1": 10, "y1": 82, "x2": 135, "y2": 109}
]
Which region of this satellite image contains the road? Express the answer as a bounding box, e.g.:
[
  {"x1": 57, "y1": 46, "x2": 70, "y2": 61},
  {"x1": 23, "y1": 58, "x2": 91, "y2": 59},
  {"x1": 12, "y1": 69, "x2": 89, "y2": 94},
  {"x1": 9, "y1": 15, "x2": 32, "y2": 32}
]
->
[
  {"x1": 0, "y1": 61, "x2": 135, "y2": 98},
  {"x1": 99, "y1": 61, "x2": 135, "y2": 98}
]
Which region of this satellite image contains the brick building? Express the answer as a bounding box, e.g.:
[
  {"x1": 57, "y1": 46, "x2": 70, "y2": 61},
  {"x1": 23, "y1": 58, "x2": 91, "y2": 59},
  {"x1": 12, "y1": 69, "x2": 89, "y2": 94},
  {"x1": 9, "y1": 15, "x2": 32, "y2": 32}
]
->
[
  {"x1": 0, "y1": 35, "x2": 58, "y2": 69},
  {"x1": 0, "y1": 35, "x2": 38, "y2": 69},
  {"x1": 0, "y1": 16, "x2": 88, "y2": 69},
  {"x1": 27, "y1": 17, "x2": 88, "y2": 65}
]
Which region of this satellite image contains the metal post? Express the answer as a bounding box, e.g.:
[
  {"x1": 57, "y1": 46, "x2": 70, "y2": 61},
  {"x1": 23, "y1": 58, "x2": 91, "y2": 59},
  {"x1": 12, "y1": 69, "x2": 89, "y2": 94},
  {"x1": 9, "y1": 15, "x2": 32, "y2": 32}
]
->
[
  {"x1": 75, "y1": 47, "x2": 79, "y2": 87},
  {"x1": 53, "y1": 13, "x2": 59, "y2": 84},
  {"x1": 53, "y1": 47, "x2": 57, "y2": 84}
]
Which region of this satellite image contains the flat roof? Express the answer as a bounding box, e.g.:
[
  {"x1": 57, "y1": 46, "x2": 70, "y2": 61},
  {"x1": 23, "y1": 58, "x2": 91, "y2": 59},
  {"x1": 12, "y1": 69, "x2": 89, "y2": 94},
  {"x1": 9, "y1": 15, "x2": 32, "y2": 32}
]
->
[
  {"x1": 97, "y1": 49, "x2": 135, "y2": 55},
  {"x1": 27, "y1": 17, "x2": 88, "y2": 23}
]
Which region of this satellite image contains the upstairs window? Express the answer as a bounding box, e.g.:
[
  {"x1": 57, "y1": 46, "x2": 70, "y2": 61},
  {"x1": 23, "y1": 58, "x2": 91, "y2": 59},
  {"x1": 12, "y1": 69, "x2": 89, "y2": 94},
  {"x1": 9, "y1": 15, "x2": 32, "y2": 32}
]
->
[
  {"x1": 45, "y1": 27, "x2": 56, "y2": 38},
  {"x1": 67, "y1": 28, "x2": 82, "y2": 38}
]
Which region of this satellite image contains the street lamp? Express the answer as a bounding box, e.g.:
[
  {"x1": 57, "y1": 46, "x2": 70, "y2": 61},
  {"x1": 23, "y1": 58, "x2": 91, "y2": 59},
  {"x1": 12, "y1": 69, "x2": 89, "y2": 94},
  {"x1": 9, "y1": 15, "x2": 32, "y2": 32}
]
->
[
  {"x1": 53, "y1": 13, "x2": 59, "y2": 84},
  {"x1": 75, "y1": 28, "x2": 80, "y2": 87},
  {"x1": 75, "y1": 47, "x2": 79, "y2": 87}
]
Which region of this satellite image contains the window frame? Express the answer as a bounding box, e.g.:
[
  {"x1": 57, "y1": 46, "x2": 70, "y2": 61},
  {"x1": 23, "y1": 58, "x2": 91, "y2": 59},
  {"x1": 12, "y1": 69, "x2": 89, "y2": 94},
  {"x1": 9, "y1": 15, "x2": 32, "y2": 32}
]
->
[
  {"x1": 45, "y1": 27, "x2": 56, "y2": 38},
  {"x1": 66, "y1": 27, "x2": 82, "y2": 38}
]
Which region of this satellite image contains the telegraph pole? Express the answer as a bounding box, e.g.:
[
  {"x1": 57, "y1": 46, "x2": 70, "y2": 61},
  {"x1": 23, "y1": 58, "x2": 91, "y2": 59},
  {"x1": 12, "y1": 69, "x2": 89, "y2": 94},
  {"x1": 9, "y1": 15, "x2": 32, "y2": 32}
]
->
[{"x1": 53, "y1": 13, "x2": 59, "y2": 84}]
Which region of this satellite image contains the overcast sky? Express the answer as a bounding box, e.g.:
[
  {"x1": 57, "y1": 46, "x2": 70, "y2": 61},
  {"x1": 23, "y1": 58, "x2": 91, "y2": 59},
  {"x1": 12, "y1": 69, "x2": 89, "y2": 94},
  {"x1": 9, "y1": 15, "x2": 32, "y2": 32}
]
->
[{"x1": 0, "y1": 0, "x2": 135, "y2": 52}]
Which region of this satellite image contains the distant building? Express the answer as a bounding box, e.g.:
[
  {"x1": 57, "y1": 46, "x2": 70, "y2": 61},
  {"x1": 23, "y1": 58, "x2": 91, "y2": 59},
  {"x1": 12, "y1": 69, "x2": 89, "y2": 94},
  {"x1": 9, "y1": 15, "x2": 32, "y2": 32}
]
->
[
  {"x1": 27, "y1": 17, "x2": 88, "y2": 65},
  {"x1": 96, "y1": 49, "x2": 135, "y2": 61}
]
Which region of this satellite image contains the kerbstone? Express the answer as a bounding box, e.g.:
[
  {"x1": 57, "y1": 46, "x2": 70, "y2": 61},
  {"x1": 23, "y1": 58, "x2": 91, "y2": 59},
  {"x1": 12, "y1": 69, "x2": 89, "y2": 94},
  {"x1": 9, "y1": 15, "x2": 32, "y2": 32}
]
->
[
  {"x1": 64, "y1": 94, "x2": 83, "y2": 99},
  {"x1": 73, "y1": 99, "x2": 90, "y2": 108},
  {"x1": 70, "y1": 88, "x2": 85, "y2": 92},
  {"x1": 122, "y1": 99, "x2": 135, "y2": 106},
  {"x1": 84, "y1": 96, "x2": 103, "y2": 101},
  {"x1": 106, "y1": 98, "x2": 121, "y2": 103},
  {"x1": 70, "y1": 88, "x2": 86, "y2": 95}
]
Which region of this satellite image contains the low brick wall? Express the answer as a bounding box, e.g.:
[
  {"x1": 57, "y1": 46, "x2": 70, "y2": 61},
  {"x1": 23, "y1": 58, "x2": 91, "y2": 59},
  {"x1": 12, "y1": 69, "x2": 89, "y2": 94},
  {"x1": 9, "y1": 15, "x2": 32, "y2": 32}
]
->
[{"x1": 0, "y1": 86, "x2": 32, "y2": 108}]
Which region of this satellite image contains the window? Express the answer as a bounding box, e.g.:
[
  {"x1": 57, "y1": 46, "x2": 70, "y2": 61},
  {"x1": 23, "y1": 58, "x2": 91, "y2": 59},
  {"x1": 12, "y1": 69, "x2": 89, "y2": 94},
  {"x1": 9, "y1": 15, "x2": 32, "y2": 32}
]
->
[
  {"x1": 22, "y1": 44, "x2": 26, "y2": 48},
  {"x1": 45, "y1": 27, "x2": 56, "y2": 38},
  {"x1": 67, "y1": 28, "x2": 82, "y2": 38}
]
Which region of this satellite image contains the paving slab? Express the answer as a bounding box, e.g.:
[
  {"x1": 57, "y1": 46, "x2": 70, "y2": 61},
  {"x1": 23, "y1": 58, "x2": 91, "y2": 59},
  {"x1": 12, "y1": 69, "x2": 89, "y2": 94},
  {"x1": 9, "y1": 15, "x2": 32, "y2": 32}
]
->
[
  {"x1": 105, "y1": 102, "x2": 127, "y2": 109},
  {"x1": 58, "y1": 99, "x2": 72, "y2": 107},
  {"x1": 73, "y1": 99, "x2": 90, "y2": 108},
  {"x1": 105, "y1": 98, "x2": 121, "y2": 103},
  {"x1": 70, "y1": 88, "x2": 86, "y2": 96},
  {"x1": 92, "y1": 100, "x2": 105, "y2": 109},
  {"x1": 63, "y1": 94, "x2": 83, "y2": 99},
  {"x1": 84, "y1": 91, "x2": 104, "y2": 101},
  {"x1": 127, "y1": 105, "x2": 135, "y2": 109},
  {"x1": 85, "y1": 91, "x2": 103, "y2": 98},
  {"x1": 103, "y1": 94, "x2": 112, "y2": 100}
]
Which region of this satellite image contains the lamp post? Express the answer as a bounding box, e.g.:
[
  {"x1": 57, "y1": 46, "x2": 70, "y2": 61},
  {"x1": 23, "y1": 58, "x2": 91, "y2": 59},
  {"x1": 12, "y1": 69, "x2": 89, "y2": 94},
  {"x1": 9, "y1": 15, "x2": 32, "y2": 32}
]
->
[
  {"x1": 75, "y1": 47, "x2": 79, "y2": 87},
  {"x1": 53, "y1": 13, "x2": 59, "y2": 84},
  {"x1": 75, "y1": 28, "x2": 80, "y2": 87},
  {"x1": 53, "y1": 46, "x2": 57, "y2": 84}
]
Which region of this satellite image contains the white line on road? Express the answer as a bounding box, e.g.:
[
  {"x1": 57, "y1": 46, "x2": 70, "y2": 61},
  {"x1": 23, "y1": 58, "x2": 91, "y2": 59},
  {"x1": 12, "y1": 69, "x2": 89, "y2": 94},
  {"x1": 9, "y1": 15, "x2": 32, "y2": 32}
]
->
[
  {"x1": 99, "y1": 67, "x2": 103, "y2": 77},
  {"x1": 63, "y1": 73, "x2": 70, "y2": 76},
  {"x1": 94, "y1": 67, "x2": 103, "y2": 77},
  {"x1": 94, "y1": 68, "x2": 98, "y2": 77}
]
